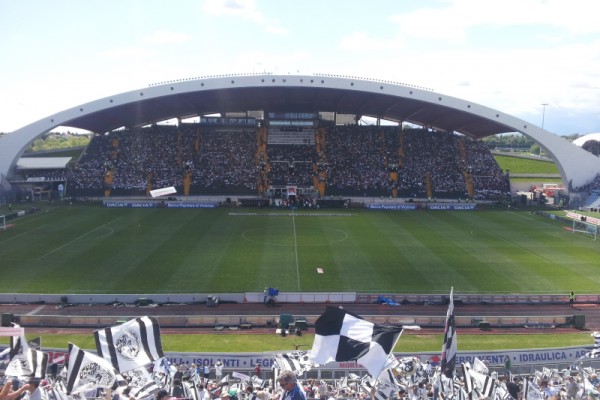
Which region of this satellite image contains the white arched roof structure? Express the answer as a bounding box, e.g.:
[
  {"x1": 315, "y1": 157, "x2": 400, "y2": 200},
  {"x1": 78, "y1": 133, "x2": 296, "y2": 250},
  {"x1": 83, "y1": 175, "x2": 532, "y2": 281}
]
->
[
  {"x1": 573, "y1": 133, "x2": 600, "y2": 147},
  {"x1": 2, "y1": 73, "x2": 599, "y2": 190}
]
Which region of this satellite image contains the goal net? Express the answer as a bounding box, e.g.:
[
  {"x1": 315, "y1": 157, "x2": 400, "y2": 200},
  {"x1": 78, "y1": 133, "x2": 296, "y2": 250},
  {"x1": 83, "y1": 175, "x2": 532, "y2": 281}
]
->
[{"x1": 572, "y1": 218, "x2": 598, "y2": 240}]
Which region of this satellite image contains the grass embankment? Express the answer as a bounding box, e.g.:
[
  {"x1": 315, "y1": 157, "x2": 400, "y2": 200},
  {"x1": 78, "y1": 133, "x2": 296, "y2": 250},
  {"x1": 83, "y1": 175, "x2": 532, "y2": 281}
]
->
[
  {"x1": 0, "y1": 332, "x2": 592, "y2": 353},
  {"x1": 494, "y1": 154, "x2": 560, "y2": 175}
]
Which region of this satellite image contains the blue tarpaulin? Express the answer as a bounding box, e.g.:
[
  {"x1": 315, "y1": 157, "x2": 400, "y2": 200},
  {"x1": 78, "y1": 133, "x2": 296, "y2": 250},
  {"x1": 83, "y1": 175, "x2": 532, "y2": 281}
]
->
[{"x1": 377, "y1": 295, "x2": 399, "y2": 306}]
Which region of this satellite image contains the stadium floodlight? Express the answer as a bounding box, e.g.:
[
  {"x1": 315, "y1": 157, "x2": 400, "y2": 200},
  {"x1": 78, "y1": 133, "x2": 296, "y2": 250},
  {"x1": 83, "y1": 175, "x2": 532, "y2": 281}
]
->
[{"x1": 572, "y1": 218, "x2": 598, "y2": 240}]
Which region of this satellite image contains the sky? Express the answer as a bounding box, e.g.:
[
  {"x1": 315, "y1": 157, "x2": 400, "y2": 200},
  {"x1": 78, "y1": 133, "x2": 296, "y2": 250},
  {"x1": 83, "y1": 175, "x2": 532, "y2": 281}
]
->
[{"x1": 2, "y1": 0, "x2": 600, "y2": 136}]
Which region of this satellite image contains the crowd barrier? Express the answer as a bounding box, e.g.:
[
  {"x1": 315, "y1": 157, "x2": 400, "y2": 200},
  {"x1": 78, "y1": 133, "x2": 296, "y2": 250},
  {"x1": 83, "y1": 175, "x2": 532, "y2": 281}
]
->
[
  {"x1": 1, "y1": 292, "x2": 597, "y2": 305},
  {"x1": 16, "y1": 313, "x2": 573, "y2": 330},
  {"x1": 0, "y1": 292, "x2": 589, "y2": 330}
]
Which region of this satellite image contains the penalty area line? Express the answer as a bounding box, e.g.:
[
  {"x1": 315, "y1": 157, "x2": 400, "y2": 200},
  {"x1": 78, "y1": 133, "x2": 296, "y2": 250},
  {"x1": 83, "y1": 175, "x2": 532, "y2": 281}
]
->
[{"x1": 37, "y1": 217, "x2": 122, "y2": 260}]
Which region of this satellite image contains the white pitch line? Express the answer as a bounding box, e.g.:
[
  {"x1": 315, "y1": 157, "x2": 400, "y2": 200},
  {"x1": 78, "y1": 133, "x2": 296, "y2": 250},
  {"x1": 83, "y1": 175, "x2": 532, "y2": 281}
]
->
[
  {"x1": 37, "y1": 217, "x2": 122, "y2": 260},
  {"x1": 26, "y1": 305, "x2": 46, "y2": 316},
  {"x1": 292, "y1": 213, "x2": 301, "y2": 291},
  {"x1": 0, "y1": 224, "x2": 47, "y2": 244}
]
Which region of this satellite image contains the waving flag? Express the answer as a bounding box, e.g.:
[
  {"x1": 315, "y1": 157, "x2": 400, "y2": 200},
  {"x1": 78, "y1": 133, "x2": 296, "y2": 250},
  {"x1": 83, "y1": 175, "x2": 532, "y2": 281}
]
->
[
  {"x1": 440, "y1": 288, "x2": 457, "y2": 378},
  {"x1": 587, "y1": 332, "x2": 600, "y2": 358},
  {"x1": 9, "y1": 330, "x2": 28, "y2": 359},
  {"x1": 6, "y1": 348, "x2": 48, "y2": 380},
  {"x1": 5, "y1": 333, "x2": 30, "y2": 378},
  {"x1": 28, "y1": 348, "x2": 49, "y2": 378},
  {"x1": 66, "y1": 343, "x2": 118, "y2": 395},
  {"x1": 523, "y1": 379, "x2": 544, "y2": 400},
  {"x1": 274, "y1": 351, "x2": 316, "y2": 375},
  {"x1": 360, "y1": 376, "x2": 392, "y2": 400},
  {"x1": 5, "y1": 328, "x2": 47, "y2": 379},
  {"x1": 464, "y1": 363, "x2": 496, "y2": 398},
  {"x1": 95, "y1": 316, "x2": 164, "y2": 373},
  {"x1": 310, "y1": 306, "x2": 403, "y2": 378},
  {"x1": 122, "y1": 366, "x2": 162, "y2": 399}
]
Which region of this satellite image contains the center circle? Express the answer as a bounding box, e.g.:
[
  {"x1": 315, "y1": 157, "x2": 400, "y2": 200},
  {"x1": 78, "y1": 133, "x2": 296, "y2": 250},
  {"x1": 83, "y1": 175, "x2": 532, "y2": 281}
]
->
[{"x1": 242, "y1": 226, "x2": 348, "y2": 246}]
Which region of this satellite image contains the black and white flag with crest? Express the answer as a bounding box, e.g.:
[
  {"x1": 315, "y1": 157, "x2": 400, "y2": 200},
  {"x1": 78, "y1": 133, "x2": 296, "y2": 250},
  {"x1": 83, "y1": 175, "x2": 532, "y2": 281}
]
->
[
  {"x1": 66, "y1": 343, "x2": 118, "y2": 395},
  {"x1": 94, "y1": 316, "x2": 164, "y2": 373}
]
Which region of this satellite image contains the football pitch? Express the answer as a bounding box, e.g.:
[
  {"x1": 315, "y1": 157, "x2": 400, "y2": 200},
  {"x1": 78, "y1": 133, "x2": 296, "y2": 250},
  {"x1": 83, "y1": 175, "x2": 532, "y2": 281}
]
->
[{"x1": 1, "y1": 203, "x2": 599, "y2": 294}]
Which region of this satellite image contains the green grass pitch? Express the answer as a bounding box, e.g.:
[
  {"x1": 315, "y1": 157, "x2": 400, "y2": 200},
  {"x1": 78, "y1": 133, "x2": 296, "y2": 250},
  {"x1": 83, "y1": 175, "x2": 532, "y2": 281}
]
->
[{"x1": 1, "y1": 203, "x2": 599, "y2": 294}]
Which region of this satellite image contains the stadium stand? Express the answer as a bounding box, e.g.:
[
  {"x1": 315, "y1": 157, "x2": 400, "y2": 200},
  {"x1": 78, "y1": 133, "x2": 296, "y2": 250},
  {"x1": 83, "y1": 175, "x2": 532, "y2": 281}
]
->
[
  {"x1": 64, "y1": 124, "x2": 509, "y2": 201},
  {"x1": 583, "y1": 190, "x2": 600, "y2": 210}
]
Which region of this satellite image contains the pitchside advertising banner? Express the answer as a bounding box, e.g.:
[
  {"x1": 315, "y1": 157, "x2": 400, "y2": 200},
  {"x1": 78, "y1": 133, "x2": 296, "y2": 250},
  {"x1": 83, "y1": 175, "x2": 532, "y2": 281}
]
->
[
  {"x1": 566, "y1": 211, "x2": 600, "y2": 225},
  {"x1": 103, "y1": 201, "x2": 216, "y2": 208},
  {"x1": 5, "y1": 346, "x2": 590, "y2": 369},
  {"x1": 368, "y1": 204, "x2": 417, "y2": 210},
  {"x1": 367, "y1": 204, "x2": 476, "y2": 211},
  {"x1": 427, "y1": 204, "x2": 476, "y2": 210}
]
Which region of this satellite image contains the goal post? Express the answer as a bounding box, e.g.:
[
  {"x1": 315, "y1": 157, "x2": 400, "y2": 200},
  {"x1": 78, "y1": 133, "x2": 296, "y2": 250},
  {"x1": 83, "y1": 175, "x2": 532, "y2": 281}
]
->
[{"x1": 572, "y1": 218, "x2": 598, "y2": 240}]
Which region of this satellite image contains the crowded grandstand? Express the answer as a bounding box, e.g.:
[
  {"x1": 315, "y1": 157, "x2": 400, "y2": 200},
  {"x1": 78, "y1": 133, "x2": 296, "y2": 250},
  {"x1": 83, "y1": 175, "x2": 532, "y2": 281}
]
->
[{"x1": 8, "y1": 119, "x2": 511, "y2": 204}]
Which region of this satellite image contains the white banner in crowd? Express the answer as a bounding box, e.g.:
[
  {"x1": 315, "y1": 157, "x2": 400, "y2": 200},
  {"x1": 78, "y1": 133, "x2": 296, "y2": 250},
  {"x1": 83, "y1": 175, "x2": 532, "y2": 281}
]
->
[
  {"x1": 0, "y1": 326, "x2": 25, "y2": 336},
  {"x1": 232, "y1": 371, "x2": 252, "y2": 381},
  {"x1": 149, "y1": 186, "x2": 177, "y2": 198}
]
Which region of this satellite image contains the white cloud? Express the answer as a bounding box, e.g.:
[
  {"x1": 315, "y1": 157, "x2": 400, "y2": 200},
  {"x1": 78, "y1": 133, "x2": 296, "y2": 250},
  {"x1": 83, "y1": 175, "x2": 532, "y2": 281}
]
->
[
  {"x1": 264, "y1": 24, "x2": 289, "y2": 35},
  {"x1": 144, "y1": 30, "x2": 191, "y2": 45},
  {"x1": 100, "y1": 46, "x2": 155, "y2": 60},
  {"x1": 203, "y1": 0, "x2": 265, "y2": 24},
  {"x1": 389, "y1": 0, "x2": 600, "y2": 43},
  {"x1": 228, "y1": 50, "x2": 311, "y2": 75},
  {"x1": 202, "y1": 0, "x2": 288, "y2": 35},
  {"x1": 339, "y1": 32, "x2": 405, "y2": 51}
]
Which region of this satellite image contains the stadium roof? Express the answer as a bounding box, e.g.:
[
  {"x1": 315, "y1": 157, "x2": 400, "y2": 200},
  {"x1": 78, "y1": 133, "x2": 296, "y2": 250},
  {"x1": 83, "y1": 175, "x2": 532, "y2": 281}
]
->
[
  {"x1": 1, "y1": 73, "x2": 600, "y2": 189},
  {"x1": 54, "y1": 74, "x2": 514, "y2": 139},
  {"x1": 16, "y1": 157, "x2": 71, "y2": 170},
  {"x1": 573, "y1": 133, "x2": 600, "y2": 147}
]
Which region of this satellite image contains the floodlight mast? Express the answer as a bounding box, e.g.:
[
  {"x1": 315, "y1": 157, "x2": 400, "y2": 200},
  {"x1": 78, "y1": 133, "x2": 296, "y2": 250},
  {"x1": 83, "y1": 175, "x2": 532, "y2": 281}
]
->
[{"x1": 541, "y1": 103, "x2": 548, "y2": 129}]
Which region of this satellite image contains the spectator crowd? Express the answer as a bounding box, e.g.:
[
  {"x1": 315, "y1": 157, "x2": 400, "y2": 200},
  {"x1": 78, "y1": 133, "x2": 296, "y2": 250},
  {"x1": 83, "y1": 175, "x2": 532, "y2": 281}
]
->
[{"x1": 56, "y1": 124, "x2": 509, "y2": 200}]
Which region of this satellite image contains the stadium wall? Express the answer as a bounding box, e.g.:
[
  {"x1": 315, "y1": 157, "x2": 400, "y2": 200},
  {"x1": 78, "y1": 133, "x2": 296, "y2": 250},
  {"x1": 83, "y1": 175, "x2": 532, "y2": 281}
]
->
[
  {"x1": 2, "y1": 292, "x2": 599, "y2": 305},
  {"x1": 15, "y1": 313, "x2": 574, "y2": 331},
  {"x1": 2, "y1": 292, "x2": 593, "y2": 331}
]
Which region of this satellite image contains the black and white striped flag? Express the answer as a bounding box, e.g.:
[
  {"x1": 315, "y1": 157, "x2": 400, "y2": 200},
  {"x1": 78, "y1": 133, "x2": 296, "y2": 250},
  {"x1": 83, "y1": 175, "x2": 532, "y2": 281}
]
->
[
  {"x1": 66, "y1": 343, "x2": 118, "y2": 395},
  {"x1": 441, "y1": 288, "x2": 457, "y2": 378},
  {"x1": 461, "y1": 363, "x2": 474, "y2": 396},
  {"x1": 5, "y1": 329, "x2": 48, "y2": 380},
  {"x1": 183, "y1": 381, "x2": 199, "y2": 400},
  {"x1": 438, "y1": 370, "x2": 456, "y2": 399},
  {"x1": 274, "y1": 351, "x2": 316, "y2": 375},
  {"x1": 6, "y1": 348, "x2": 48, "y2": 380},
  {"x1": 360, "y1": 378, "x2": 385, "y2": 400},
  {"x1": 46, "y1": 381, "x2": 70, "y2": 400},
  {"x1": 587, "y1": 332, "x2": 600, "y2": 358},
  {"x1": 470, "y1": 368, "x2": 496, "y2": 398},
  {"x1": 122, "y1": 366, "x2": 161, "y2": 399},
  {"x1": 95, "y1": 316, "x2": 164, "y2": 373},
  {"x1": 28, "y1": 348, "x2": 49, "y2": 378}
]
